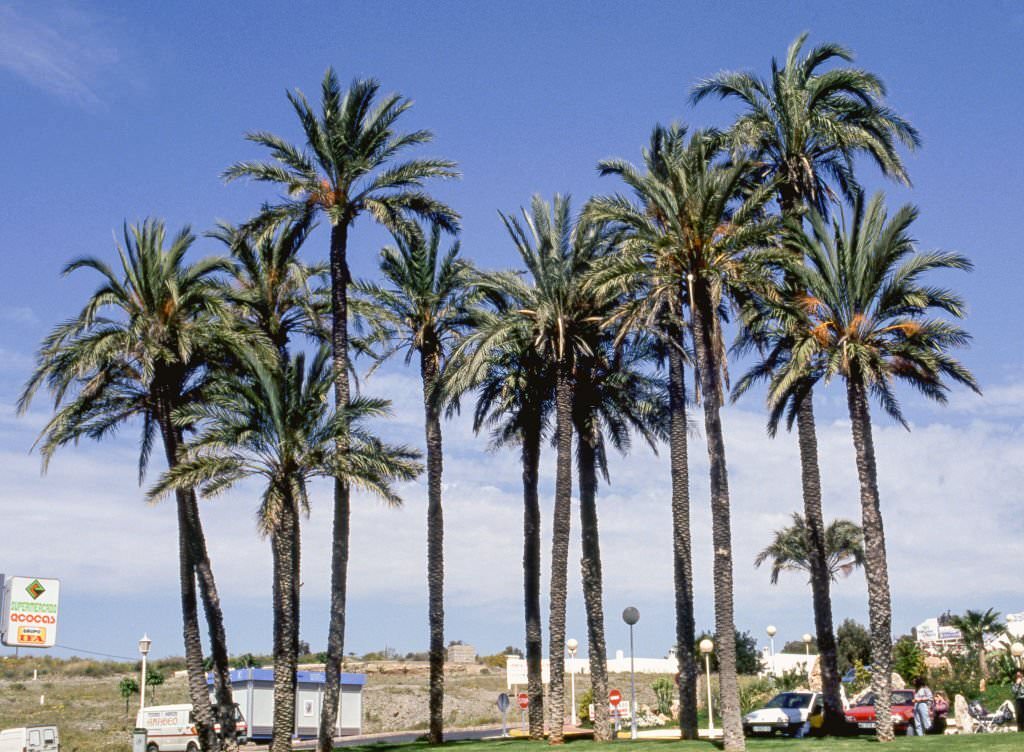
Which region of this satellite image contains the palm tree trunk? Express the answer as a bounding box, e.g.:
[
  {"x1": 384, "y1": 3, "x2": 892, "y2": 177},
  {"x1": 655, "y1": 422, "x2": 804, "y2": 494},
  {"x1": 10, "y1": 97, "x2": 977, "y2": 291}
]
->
[
  {"x1": 420, "y1": 349, "x2": 446, "y2": 745},
  {"x1": 845, "y1": 371, "x2": 893, "y2": 742},
  {"x1": 320, "y1": 221, "x2": 353, "y2": 752},
  {"x1": 155, "y1": 390, "x2": 224, "y2": 752},
  {"x1": 183, "y1": 485, "x2": 237, "y2": 750},
  {"x1": 547, "y1": 358, "x2": 574, "y2": 744},
  {"x1": 667, "y1": 327, "x2": 698, "y2": 739},
  {"x1": 576, "y1": 421, "x2": 611, "y2": 741},
  {"x1": 689, "y1": 284, "x2": 744, "y2": 752},
  {"x1": 795, "y1": 394, "x2": 842, "y2": 732},
  {"x1": 270, "y1": 496, "x2": 300, "y2": 752},
  {"x1": 175, "y1": 489, "x2": 219, "y2": 752},
  {"x1": 522, "y1": 416, "x2": 545, "y2": 739}
]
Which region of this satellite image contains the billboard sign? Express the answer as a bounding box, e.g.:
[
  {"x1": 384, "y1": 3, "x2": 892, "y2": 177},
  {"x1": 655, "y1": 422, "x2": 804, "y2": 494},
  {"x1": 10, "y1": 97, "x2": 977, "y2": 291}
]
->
[{"x1": 1, "y1": 576, "x2": 60, "y2": 647}]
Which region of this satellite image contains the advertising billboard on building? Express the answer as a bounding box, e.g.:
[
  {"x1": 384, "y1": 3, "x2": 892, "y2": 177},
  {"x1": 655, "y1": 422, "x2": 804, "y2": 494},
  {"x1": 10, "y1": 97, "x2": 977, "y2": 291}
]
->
[{"x1": 1, "y1": 576, "x2": 60, "y2": 647}]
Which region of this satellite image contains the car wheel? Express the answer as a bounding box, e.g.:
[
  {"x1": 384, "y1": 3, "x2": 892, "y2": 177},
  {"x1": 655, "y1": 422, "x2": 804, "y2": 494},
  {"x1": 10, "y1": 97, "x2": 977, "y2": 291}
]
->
[
  {"x1": 186, "y1": 744, "x2": 199, "y2": 752},
  {"x1": 147, "y1": 744, "x2": 159, "y2": 752}
]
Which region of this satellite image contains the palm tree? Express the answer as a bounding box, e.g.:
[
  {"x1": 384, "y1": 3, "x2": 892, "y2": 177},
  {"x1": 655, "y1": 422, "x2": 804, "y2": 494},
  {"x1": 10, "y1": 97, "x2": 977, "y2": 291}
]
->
[
  {"x1": 150, "y1": 348, "x2": 420, "y2": 752},
  {"x1": 768, "y1": 192, "x2": 979, "y2": 740},
  {"x1": 446, "y1": 311, "x2": 551, "y2": 738},
  {"x1": 754, "y1": 514, "x2": 864, "y2": 585},
  {"x1": 224, "y1": 68, "x2": 458, "y2": 752},
  {"x1": 949, "y1": 609, "x2": 1005, "y2": 681},
  {"x1": 352, "y1": 222, "x2": 476, "y2": 743},
  {"x1": 210, "y1": 219, "x2": 328, "y2": 358},
  {"x1": 573, "y1": 335, "x2": 666, "y2": 742},
  {"x1": 692, "y1": 34, "x2": 920, "y2": 731},
  {"x1": 586, "y1": 123, "x2": 701, "y2": 738},
  {"x1": 588, "y1": 125, "x2": 776, "y2": 750},
  {"x1": 454, "y1": 195, "x2": 613, "y2": 742},
  {"x1": 18, "y1": 220, "x2": 239, "y2": 751}
]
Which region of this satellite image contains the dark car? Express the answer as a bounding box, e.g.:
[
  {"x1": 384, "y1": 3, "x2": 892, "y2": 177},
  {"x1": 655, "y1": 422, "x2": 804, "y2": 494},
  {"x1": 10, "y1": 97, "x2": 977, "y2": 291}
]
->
[{"x1": 844, "y1": 689, "x2": 947, "y2": 734}]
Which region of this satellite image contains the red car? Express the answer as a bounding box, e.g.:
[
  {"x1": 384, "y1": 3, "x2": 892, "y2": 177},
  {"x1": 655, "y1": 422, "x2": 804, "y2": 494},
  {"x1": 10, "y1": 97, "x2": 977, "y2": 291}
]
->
[{"x1": 844, "y1": 689, "x2": 947, "y2": 734}]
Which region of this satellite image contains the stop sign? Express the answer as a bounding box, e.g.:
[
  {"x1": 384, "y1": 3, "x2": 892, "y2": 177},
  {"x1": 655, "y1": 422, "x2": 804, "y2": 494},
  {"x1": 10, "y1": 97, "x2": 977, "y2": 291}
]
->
[
  {"x1": 517, "y1": 692, "x2": 529, "y2": 709},
  {"x1": 609, "y1": 689, "x2": 622, "y2": 706}
]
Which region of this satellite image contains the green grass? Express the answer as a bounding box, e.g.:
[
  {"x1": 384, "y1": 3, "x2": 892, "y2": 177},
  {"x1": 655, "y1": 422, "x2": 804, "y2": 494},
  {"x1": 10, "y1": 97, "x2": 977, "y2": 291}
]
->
[{"x1": 335, "y1": 737, "x2": 1024, "y2": 752}]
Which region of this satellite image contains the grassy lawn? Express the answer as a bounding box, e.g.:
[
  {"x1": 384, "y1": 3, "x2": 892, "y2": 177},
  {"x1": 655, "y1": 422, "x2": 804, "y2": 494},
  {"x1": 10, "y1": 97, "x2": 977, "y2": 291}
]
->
[{"x1": 337, "y1": 737, "x2": 1024, "y2": 752}]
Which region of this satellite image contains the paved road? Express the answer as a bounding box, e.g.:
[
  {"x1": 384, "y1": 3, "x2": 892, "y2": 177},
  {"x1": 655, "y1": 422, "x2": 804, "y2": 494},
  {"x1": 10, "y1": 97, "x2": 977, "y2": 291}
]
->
[{"x1": 288, "y1": 726, "x2": 506, "y2": 749}]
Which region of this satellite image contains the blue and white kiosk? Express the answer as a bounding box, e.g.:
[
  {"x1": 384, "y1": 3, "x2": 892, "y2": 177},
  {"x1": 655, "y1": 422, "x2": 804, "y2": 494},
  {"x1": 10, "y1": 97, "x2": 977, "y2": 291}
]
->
[{"x1": 209, "y1": 668, "x2": 366, "y2": 741}]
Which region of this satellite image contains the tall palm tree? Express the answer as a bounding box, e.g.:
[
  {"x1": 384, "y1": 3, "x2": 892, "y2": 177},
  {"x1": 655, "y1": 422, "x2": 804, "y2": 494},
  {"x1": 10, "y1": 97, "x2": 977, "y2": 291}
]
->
[
  {"x1": 150, "y1": 348, "x2": 420, "y2": 752},
  {"x1": 224, "y1": 68, "x2": 458, "y2": 752},
  {"x1": 768, "y1": 192, "x2": 979, "y2": 740},
  {"x1": 352, "y1": 222, "x2": 475, "y2": 743},
  {"x1": 446, "y1": 311, "x2": 551, "y2": 738},
  {"x1": 754, "y1": 514, "x2": 864, "y2": 585},
  {"x1": 586, "y1": 123, "x2": 701, "y2": 737},
  {"x1": 18, "y1": 221, "x2": 239, "y2": 752},
  {"x1": 454, "y1": 195, "x2": 613, "y2": 742},
  {"x1": 588, "y1": 125, "x2": 776, "y2": 749},
  {"x1": 949, "y1": 609, "x2": 1005, "y2": 681},
  {"x1": 692, "y1": 34, "x2": 920, "y2": 731}
]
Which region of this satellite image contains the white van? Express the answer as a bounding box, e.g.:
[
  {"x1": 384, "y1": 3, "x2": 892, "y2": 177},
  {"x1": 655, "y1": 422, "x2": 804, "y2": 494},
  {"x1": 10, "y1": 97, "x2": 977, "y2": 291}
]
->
[
  {"x1": 0, "y1": 725, "x2": 59, "y2": 752},
  {"x1": 135, "y1": 704, "x2": 246, "y2": 752}
]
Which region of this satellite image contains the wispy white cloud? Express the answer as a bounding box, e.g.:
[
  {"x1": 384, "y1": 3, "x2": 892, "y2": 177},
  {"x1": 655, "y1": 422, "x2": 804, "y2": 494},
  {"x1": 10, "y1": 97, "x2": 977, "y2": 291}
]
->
[{"x1": 0, "y1": 3, "x2": 119, "y2": 108}]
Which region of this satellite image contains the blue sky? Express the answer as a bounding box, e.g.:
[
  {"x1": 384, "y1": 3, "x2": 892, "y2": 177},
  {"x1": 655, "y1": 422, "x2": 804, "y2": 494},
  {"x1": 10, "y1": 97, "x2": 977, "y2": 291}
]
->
[{"x1": 1, "y1": 1, "x2": 1022, "y2": 664}]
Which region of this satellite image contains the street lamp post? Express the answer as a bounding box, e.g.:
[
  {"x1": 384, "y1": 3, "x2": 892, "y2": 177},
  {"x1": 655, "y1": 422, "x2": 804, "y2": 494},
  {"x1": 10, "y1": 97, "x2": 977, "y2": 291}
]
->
[
  {"x1": 766, "y1": 625, "x2": 777, "y2": 677},
  {"x1": 802, "y1": 633, "x2": 813, "y2": 682},
  {"x1": 622, "y1": 607, "x2": 640, "y2": 740},
  {"x1": 567, "y1": 638, "x2": 579, "y2": 727},
  {"x1": 138, "y1": 634, "x2": 152, "y2": 710},
  {"x1": 699, "y1": 638, "x2": 714, "y2": 733}
]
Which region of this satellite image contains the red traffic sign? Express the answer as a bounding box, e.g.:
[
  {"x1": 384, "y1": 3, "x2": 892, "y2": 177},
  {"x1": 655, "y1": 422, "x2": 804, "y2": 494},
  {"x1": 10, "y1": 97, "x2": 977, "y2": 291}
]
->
[
  {"x1": 609, "y1": 689, "x2": 622, "y2": 706},
  {"x1": 517, "y1": 692, "x2": 529, "y2": 709}
]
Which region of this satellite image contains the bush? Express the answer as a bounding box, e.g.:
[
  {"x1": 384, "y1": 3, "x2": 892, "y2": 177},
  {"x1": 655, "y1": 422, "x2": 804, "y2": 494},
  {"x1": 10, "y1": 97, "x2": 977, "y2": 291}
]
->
[
  {"x1": 892, "y1": 636, "x2": 926, "y2": 683},
  {"x1": 773, "y1": 668, "x2": 807, "y2": 692},
  {"x1": 651, "y1": 676, "x2": 674, "y2": 715},
  {"x1": 847, "y1": 660, "x2": 872, "y2": 696},
  {"x1": 578, "y1": 688, "x2": 593, "y2": 724},
  {"x1": 740, "y1": 677, "x2": 775, "y2": 713},
  {"x1": 931, "y1": 651, "x2": 980, "y2": 700}
]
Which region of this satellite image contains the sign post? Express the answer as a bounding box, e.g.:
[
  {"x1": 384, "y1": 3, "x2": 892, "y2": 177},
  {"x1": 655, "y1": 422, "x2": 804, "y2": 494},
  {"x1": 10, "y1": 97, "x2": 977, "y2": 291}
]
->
[
  {"x1": 609, "y1": 688, "x2": 622, "y2": 736},
  {"x1": 517, "y1": 692, "x2": 529, "y2": 734},
  {"x1": 497, "y1": 693, "x2": 510, "y2": 737},
  {"x1": 1, "y1": 577, "x2": 61, "y2": 648}
]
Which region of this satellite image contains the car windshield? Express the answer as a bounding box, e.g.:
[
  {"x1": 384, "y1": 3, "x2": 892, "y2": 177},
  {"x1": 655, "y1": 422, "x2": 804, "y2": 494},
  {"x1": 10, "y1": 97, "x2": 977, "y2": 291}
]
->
[
  {"x1": 856, "y1": 690, "x2": 915, "y2": 707},
  {"x1": 764, "y1": 692, "x2": 813, "y2": 710}
]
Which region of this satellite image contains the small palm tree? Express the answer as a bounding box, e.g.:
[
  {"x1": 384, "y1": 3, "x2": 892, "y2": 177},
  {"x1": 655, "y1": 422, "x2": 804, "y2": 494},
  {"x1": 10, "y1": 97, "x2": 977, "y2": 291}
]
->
[
  {"x1": 352, "y1": 222, "x2": 476, "y2": 743},
  {"x1": 694, "y1": 34, "x2": 920, "y2": 732},
  {"x1": 454, "y1": 195, "x2": 614, "y2": 742},
  {"x1": 210, "y1": 220, "x2": 328, "y2": 357},
  {"x1": 446, "y1": 311, "x2": 551, "y2": 738},
  {"x1": 754, "y1": 514, "x2": 864, "y2": 584},
  {"x1": 150, "y1": 348, "x2": 420, "y2": 752},
  {"x1": 573, "y1": 334, "x2": 666, "y2": 739},
  {"x1": 949, "y1": 609, "x2": 1005, "y2": 681},
  {"x1": 19, "y1": 220, "x2": 239, "y2": 751},
  {"x1": 768, "y1": 192, "x2": 980, "y2": 741},
  {"x1": 224, "y1": 69, "x2": 458, "y2": 751}
]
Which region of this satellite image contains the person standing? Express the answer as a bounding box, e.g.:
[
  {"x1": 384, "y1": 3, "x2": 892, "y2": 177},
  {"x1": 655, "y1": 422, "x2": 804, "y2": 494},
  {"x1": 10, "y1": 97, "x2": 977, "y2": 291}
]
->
[
  {"x1": 1012, "y1": 670, "x2": 1024, "y2": 733},
  {"x1": 908, "y1": 677, "x2": 934, "y2": 736}
]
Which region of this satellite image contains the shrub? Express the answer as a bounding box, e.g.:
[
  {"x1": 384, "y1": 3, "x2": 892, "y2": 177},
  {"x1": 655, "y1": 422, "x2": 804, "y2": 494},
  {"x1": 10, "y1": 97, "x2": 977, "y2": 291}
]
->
[{"x1": 651, "y1": 676, "x2": 674, "y2": 715}]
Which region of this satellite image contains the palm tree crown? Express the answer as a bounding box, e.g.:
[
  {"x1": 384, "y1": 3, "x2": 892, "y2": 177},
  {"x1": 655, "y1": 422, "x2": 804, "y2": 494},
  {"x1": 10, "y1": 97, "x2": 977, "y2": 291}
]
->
[
  {"x1": 148, "y1": 348, "x2": 420, "y2": 528},
  {"x1": 755, "y1": 513, "x2": 865, "y2": 585},
  {"x1": 223, "y1": 68, "x2": 459, "y2": 234},
  {"x1": 692, "y1": 32, "x2": 920, "y2": 214},
  {"x1": 766, "y1": 192, "x2": 980, "y2": 417}
]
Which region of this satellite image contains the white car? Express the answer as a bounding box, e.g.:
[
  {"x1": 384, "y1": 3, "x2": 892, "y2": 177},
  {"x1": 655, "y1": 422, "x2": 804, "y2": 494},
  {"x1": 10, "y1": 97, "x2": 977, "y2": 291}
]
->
[{"x1": 743, "y1": 691, "x2": 821, "y2": 737}]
